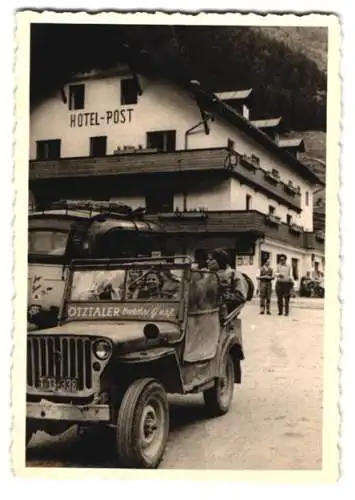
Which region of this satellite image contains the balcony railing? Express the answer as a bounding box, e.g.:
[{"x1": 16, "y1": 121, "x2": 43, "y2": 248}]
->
[{"x1": 29, "y1": 147, "x2": 302, "y2": 211}]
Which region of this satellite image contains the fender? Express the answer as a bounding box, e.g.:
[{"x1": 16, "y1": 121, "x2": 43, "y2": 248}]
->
[
  {"x1": 117, "y1": 347, "x2": 184, "y2": 394},
  {"x1": 220, "y1": 333, "x2": 244, "y2": 384}
]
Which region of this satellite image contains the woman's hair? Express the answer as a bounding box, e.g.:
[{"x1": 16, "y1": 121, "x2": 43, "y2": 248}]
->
[{"x1": 210, "y1": 249, "x2": 231, "y2": 270}]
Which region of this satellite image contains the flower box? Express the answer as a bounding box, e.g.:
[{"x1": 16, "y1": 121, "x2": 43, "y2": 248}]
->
[
  {"x1": 240, "y1": 154, "x2": 258, "y2": 172},
  {"x1": 284, "y1": 181, "x2": 298, "y2": 196},
  {"x1": 315, "y1": 229, "x2": 325, "y2": 241},
  {"x1": 289, "y1": 223, "x2": 303, "y2": 234},
  {"x1": 264, "y1": 170, "x2": 280, "y2": 184},
  {"x1": 265, "y1": 214, "x2": 281, "y2": 226}
]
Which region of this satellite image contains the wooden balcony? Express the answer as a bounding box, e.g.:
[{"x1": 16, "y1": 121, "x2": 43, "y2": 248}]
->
[
  {"x1": 29, "y1": 147, "x2": 302, "y2": 211},
  {"x1": 146, "y1": 210, "x2": 324, "y2": 253}
]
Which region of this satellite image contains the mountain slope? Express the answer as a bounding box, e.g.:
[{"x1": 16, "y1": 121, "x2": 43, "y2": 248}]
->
[{"x1": 251, "y1": 27, "x2": 328, "y2": 73}]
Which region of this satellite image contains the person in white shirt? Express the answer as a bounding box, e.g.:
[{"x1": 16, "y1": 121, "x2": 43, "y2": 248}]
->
[{"x1": 275, "y1": 254, "x2": 294, "y2": 316}]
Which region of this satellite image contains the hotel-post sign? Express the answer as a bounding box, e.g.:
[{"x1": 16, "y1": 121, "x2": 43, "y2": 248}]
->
[{"x1": 69, "y1": 108, "x2": 134, "y2": 128}]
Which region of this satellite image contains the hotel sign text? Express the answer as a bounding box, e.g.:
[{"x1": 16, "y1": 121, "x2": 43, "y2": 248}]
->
[{"x1": 69, "y1": 108, "x2": 134, "y2": 128}]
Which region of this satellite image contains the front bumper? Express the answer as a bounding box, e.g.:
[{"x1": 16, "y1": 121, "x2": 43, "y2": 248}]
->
[{"x1": 27, "y1": 401, "x2": 110, "y2": 422}]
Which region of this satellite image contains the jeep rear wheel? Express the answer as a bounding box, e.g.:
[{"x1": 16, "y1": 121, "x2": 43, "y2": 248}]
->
[
  {"x1": 203, "y1": 353, "x2": 234, "y2": 417},
  {"x1": 116, "y1": 378, "x2": 169, "y2": 469}
]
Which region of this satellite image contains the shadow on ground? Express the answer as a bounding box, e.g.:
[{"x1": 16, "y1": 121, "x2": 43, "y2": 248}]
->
[{"x1": 26, "y1": 395, "x2": 208, "y2": 468}]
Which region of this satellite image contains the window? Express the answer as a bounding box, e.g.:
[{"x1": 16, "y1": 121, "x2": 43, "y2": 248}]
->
[
  {"x1": 121, "y1": 78, "x2": 138, "y2": 105},
  {"x1": 286, "y1": 214, "x2": 292, "y2": 225},
  {"x1": 90, "y1": 136, "x2": 107, "y2": 157},
  {"x1": 227, "y1": 138, "x2": 235, "y2": 150},
  {"x1": 291, "y1": 258, "x2": 299, "y2": 280},
  {"x1": 147, "y1": 130, "x2": 176, "y2": 153},
  {"x1": 69, "y1": 84, "x2": 85, "y2": 110},
  {"x1": 28, "y1": 230, "x2": 69, "y2": 256},
  {"x1": 146, "y1": 192, "x2": 174, "y2": 213},
  {"x1": 268, "y1": 205, "x2": 275, "y2": 215},
  {"x1": 305, "y1": 191, "x2": 309, "y2": 206},
  {"x1": 36, "y1": 139, "x2": 61, "y2": 160},
  {"x1": 245, "y1": 194, "x2": 252, "y2": 210}
]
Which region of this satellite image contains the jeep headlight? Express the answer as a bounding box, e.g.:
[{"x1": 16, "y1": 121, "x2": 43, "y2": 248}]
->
[{"x1": 93, "y1": 339, "x2": 112, "y2": 360}]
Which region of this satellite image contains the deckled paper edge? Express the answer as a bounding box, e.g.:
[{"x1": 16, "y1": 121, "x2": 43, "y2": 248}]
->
[{"x1": 12, "y1": 10, "x2": 341, "y2": 482}]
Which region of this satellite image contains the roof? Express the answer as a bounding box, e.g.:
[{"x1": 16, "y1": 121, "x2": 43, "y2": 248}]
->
[
  {"x1": 278, "y1": 137, "x2": 304, "y2": 148},
  {"x1": 251, "y1": 117, "x2": 283, "y2": 129},
  {"x1": 185, "y1": 82, "x2": 322, "y2": 185},
  {"x1": 278, "y1": 138, "x2": 306, "y2": 152},
  {"x1": 214, "y1": 89, "x2": 253, "y2": 101}
]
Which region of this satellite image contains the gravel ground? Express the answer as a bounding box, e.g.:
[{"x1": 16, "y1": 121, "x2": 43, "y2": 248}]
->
[{"x1": 26, "y1": 303, "x2": 324, "y2": 470}]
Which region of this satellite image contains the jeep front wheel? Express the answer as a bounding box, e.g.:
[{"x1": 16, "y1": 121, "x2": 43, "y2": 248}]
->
[
  {"x1": 116, "y1": 378, "x2": 169, "y2": 469},
  {"x1": 203, "y1": 353, "x2": 234, "y2": 417}
]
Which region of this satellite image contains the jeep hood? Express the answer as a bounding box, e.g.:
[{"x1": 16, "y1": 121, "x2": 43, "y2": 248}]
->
[{"x1": 28, "y1": 320, "x2": 181, "y2": 344}]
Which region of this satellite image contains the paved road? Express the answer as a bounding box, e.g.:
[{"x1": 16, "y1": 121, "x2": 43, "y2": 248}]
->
[{"x1": 26, "y1": 303, "x2": 324, "y2": 470}]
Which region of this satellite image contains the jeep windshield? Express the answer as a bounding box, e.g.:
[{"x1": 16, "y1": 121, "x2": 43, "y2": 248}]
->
[{"x1": 69, "y1": 267, "x2": 183, "y2": 302}]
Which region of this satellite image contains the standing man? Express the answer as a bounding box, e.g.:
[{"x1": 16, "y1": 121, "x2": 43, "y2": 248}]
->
[
  {"x1": 275, "y1": 254, "x2": 293, "y2": 316},
  {"x1": 256, "y1": 258, "x2": 274, "y2": 315}
]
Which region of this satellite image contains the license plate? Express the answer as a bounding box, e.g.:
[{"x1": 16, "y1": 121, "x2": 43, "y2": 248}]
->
[{"x1": 38, "y1": 377, "x2": 79, "y2": 392}]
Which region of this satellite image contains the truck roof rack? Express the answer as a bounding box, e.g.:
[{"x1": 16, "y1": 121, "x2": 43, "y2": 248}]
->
[
  {"x1": 69, "y1": 255, "x2": 193, "y2": 268},
  {"x1": 46, "y1": 200, "x2": 147, "y2": 218}
]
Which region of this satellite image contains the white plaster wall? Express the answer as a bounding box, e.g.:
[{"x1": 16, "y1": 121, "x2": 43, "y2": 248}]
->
[
  {"x1": 30, "y1": 75, "x2": 204, "y2": 158},
  {"x1": 110, "y1": 181, "x2": 232, "y2": 212},
  {"x1": 230, "y1": 179, "x2": 303, "y2": 225}
]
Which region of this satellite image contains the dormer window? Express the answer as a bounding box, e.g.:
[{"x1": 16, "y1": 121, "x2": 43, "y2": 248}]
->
[
  {"x1": 121, "y1": 78, "x2": 138, "y2": 105},
  {"x1": 69, "y1": 84, "x2": 85, "y2": 110}
]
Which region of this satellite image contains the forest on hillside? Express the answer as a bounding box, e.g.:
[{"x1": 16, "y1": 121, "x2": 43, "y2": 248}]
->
[{"x1": 30, "y1": 24, "x2": 327, "y2": 131}]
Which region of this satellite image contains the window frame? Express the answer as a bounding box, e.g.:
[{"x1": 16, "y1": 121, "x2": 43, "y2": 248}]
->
[
  {"x1": 36, "y1": 139, "x2": 61, "y2": 160},
  {"x1": 121, "y1": 78, "x2": 138, "y2": 106},
  {"x1": 245, "y1": 194, "x2": 252, "y2": 211},
  {"x1": 145, "y1": 191, "x2": 174, "y2": 214},
  {"x1": 305, "y1": 191, "x2": 309, "y2": 206},
  {"x1": 68, "y1": 84, "x2": 85, "y2": 111},
  {"x1": 146, "y1": 130, "x2": 176, "y2": 153},
  {"x1": 90, "y1": 136, "x2": 107, "y2": 157}
]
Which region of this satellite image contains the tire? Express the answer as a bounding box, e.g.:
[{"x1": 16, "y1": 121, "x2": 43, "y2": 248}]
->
[
  {"x1": 204, "y1": 353, "x2": 234, "y2": 417},
  {"x1": 116, "y1": 378, "x2": 169, "y2": 469}
]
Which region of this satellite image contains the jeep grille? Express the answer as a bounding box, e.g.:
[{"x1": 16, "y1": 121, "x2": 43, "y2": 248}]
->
[{"x1": 27, "y1": 336, "x2": 93, "y2": 391}]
